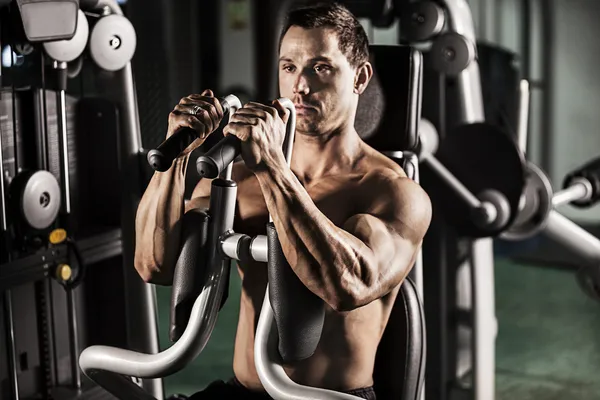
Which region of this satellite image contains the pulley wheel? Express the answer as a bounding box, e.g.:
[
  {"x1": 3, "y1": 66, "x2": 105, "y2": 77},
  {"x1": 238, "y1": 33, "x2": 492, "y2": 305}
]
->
[
  {"x1": 43, "y1": 9, "x2": 89, "y2": 62},
  {"x1": 13, "y1": 170, "x2": 62, "y2": 230},
  {"x1": 400, "y1": 1, "x2": 445, "y2": 42},
  {"x1": 430, "y1": 32, "x2": 475, "y2": 76},
  {"x1": 89, "y1": 14, "x2": 137, "y2": 71}
]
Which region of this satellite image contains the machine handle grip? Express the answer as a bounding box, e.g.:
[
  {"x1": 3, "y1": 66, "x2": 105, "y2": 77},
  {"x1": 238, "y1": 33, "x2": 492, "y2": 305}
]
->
[
  {"x1": 196, "y1": 97, "x2": 295, "y2": 179},
  {"x1": 196, "y1": 135, "x2": 242, "y2": 179},
  {"x1": 147, "y1": 96, "x2": 240, "y2": 172}
]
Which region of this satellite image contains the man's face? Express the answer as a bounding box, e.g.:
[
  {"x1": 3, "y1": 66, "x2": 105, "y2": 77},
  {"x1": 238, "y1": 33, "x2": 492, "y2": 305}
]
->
[{"x1": 278, "y1": 26, "x2": 359, "y2": 136}]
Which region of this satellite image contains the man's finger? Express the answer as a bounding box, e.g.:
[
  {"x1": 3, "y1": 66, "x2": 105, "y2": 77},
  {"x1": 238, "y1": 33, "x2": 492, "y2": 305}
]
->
[
  {"x1": 223, "y1": 121, "x2": 253, "y2": 141},
  {"x1": 272, "y1": 99, "x2": 291, "y2": 125}
]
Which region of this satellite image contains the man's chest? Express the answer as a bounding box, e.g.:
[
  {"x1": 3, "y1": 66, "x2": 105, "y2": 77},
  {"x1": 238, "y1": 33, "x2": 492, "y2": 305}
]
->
[{"x1": 233, "y1": 174, "x2": 364, "y2": 236}]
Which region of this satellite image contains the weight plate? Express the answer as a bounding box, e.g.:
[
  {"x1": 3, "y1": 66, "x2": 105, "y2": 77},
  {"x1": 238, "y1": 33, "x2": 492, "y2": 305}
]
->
[
  {"x1": 43, "y1": 9, "x2": 89, "y2": 62},
  {"x1": 502, "y1": 162, "x2": 553, "y2": 241},
  {"x1": 400, "y1": 1, "x2": 445, "y2": 42},
  {"x1": 89, "y1": 14, "x2": 137, "y2": 71},
  {"x1": 20, "y1": 170, "x2": 62, "y2": 230},
  {"x1": 430, "y1": 32, "x2": 475, "y2": 76},
  {"x1": 430, "y1": 122, "x2": 526, "y2": 238}
]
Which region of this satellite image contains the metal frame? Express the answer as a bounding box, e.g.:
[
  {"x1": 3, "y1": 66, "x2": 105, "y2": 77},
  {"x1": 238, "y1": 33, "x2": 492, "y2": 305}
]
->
[
  {"x1": 420, "y1": 3, "x2": 599, "y2": 400},
  {"x1": 421, "y1": 1, "x2": 497, "y2": 398},
  {"x1": 79, "y1": 96, "x2": 366, "y2": 400},
  {"x1": 89, "y1": 1, "x2": 164, "y2": 398},
  {"x1": 543, "y1": 208, "x2": 600, "y2": 264}
]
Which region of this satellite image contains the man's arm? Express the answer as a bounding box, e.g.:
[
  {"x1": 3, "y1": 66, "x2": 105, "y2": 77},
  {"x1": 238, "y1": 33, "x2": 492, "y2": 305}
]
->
[
  {"x1": 134, "y1": 90, "x2": 222, "y2": 285},
  {"x1": 255, "y1": 153, "x2": 432, "y2": 312}
]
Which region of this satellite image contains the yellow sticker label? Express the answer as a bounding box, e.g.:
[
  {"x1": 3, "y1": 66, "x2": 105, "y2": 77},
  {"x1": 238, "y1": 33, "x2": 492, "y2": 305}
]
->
[{"x1": 49, "y1": 229, "x2": 67, "y2": 245}]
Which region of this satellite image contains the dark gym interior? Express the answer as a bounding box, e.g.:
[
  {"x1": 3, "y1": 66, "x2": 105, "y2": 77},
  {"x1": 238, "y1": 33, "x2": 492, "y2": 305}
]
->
[{"x1": 1, "y1": 1, "x2": 599, "y2": 399}]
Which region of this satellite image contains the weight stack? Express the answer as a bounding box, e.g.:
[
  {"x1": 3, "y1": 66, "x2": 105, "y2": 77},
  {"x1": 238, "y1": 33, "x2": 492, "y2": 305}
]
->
[{"x1": 20, "y1": 89, "x2": 80, "y2": 233}]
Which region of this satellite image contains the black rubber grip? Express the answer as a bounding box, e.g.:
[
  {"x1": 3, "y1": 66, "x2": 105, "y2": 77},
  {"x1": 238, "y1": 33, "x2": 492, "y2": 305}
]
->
[
  {"x1": 148, "y1": 97, "x2": 232, "y2": 172},
  {"x1": 563, "y1": 156, "x2": 600, "y2": 208},
  {"x1": 266, "y1": 222, "x2": 325, "y2": 363},
  {"x1": 169, "y1": 209, "x2": 211, "y2": 342},
  {"x1": 148, "y1": 128, "x2": 199, "y2": 172},
  {"x1": 196, "y1": 135, "x2": 241, "y2": 179}
]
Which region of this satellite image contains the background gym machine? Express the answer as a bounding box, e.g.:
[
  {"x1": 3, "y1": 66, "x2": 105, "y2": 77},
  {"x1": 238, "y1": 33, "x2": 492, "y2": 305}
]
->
[{"x1": 0, "y1": 0, "x2": 163, "y2": 398}]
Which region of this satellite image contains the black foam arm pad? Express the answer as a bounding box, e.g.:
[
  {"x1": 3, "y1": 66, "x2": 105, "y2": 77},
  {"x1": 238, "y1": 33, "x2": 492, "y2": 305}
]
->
[
  {"x1": 266, "y1": 222, "x2": 325, "y2": 363},
  {"x1": 169, "y1": 209, "x2": 211, "y2": 343}
]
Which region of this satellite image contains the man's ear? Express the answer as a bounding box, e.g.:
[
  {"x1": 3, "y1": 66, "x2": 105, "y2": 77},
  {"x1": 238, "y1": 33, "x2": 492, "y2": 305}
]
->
[{"x1": 354, "y1": 61, "x2": 373, "y2": 95}]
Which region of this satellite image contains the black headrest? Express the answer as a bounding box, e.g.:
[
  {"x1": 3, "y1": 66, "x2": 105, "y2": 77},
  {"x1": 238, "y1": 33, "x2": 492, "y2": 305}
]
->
[{"x1": 356, "y1": 45, "x2": 423, "y2": 152}]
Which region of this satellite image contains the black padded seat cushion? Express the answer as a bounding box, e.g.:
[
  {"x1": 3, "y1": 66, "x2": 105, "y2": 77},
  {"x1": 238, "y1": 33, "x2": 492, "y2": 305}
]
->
[
  {"x1": 373, "y1": 277, "x2": 426, "y2": 400},
  {"x1": 355, "y1": 45, "x2": 423, "y2": 153}
]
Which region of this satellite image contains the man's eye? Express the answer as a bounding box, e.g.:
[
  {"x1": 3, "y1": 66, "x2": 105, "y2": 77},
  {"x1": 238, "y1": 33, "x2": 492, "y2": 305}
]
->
[
  {"x1": 314, "y1": 65, "x2": 331, "y2": 72},
  {"x1": 283, "y1": 65, "x2": 296, "y2": 72}
]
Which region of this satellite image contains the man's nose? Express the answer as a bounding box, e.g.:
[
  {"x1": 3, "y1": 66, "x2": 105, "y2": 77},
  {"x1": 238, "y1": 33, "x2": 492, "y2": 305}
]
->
[{"x1": 293, "y1": 73, "x2": 310, "y2": 95}]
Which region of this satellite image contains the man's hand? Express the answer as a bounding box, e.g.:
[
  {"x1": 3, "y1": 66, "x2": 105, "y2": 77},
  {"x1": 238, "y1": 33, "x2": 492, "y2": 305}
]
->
[
  {"x1": 223, "y1": 100, "x2": 290, "y2": 171},
  {"x1": 167, "y1": 89, "x2": 224, "y2": 157}
]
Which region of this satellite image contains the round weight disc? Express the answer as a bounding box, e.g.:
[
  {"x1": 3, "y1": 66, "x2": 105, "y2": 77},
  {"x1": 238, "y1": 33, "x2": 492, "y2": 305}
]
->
[
  {"x1": 502, "y1": 162, "x2": 553, "y2": 241},
  {"x1": 430, "y1": 32, "x2": 475, "y2": 76},
  {"x1": 43, "y1": 9, "x2": 89, "y2": 62},
  {"x1": 400, "y1": 1, "x2": 445, "y2": 42},
  {"x1": 89, "y1": 14, "x2": 137, "y2": 71},
  {"x1": 20, "y1": 170, "x2": 61, "y2": 230},
  {"x1": 430, "y1": 123, "x2": 526, "y2": 238}
]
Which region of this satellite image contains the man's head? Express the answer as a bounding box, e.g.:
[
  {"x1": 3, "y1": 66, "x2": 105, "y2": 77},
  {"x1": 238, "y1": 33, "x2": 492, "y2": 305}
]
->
[{"x1": 278, "y1": 2, "x2": 372, "y2": 136}]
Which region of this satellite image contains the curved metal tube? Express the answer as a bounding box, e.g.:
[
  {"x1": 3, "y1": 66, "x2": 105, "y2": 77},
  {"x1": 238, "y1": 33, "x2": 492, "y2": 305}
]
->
[
  {"x1": 442, "y1": 0, "x2": 485, "y2": 123},
  {"x1": 543, "y1": 210, "x2": 600, "y2": 264},
  {"x1": 79, "y1": 259, "x2": 229, "y2": 383},
  {"x1": 79, "y1": 96, "x2": 240, "y2": 400},
  {"x1": 255, "y1": 290, "x2": 362, "y2": 400},
  {"x1": 220, "y1": 94, "x2": 243, "y2": 180},
  {"x1": 253, "y1": 98, "x2": 360, "y2": 399}
]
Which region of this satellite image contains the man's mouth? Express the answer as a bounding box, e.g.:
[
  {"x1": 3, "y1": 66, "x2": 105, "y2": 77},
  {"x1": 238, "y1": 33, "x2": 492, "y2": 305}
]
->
[{"x1": 294, "y1": 104, "x2": 317, "y2": 114}]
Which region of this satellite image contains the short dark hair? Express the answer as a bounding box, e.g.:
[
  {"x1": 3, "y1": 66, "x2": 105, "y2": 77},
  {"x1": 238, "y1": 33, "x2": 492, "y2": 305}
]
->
[{"x1": 279, "y1": 2, "x2": 370, "y2": 68}]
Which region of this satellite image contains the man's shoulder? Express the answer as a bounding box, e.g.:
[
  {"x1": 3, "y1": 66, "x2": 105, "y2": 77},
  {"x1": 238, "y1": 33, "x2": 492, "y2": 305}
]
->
[
  {"x1": 358, "y1": 146, "x2": 408, "y2": 188},
  {"x1": 357, "y1": 150, "x2": 429, "y2": 214}
]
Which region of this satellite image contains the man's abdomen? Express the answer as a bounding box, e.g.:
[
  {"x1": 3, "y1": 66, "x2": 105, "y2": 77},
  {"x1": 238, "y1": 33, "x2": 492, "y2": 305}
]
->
[{"x1": 232, "y1": 300, "x2": 386, "y2": 393}]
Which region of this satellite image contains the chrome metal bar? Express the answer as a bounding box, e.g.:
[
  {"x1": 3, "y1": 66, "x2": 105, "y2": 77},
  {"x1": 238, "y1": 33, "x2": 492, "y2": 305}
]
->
[
  {"x1": 552, "y1": 179, "x2": 593, "y2": 208},
  {"x1": 0, "y1": 118, "x2": 7, "y2": 231},
  {"x1": 221, "y1": 233, "x2": 268, "y2": 263},
  {"x1": 3, "y1": 291, "x2": 19, "y2": 400},
  {"x1": 470, "y1": 238, "x2": 497, "y2": 400},
  {"x1": 55, "y1": 63, "x2": 71, "y2": 214},
  {"x1": 543, "y1": 210, "x2": 600, "y2": 264},
  {"x1": 66, "y1": 289, "x2": 82, "y2": 388},
  {"x1": 219, "y1": 95, "x2": 242, "y2": 181},
  {"x1": 422, "y1": 156, "x2": 482, "y2": 209},
  {"x1": 517, "y1": 80, "x2": 530, "y2": 154}
]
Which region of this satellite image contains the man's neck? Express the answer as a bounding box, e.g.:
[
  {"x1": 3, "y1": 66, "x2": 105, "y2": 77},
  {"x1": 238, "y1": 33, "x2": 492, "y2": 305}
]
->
[{"x1": 290, "y1": 125, "x2": 363, "y2": 184}]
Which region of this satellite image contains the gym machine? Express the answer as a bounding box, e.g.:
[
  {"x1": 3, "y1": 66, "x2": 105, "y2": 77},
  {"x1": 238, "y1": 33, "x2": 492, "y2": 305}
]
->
[
  {"x1": 0, "y1": 0, "x2": 163, "y2": 398},
  {"x1": 79, "y1": 38, "x2": 428, "y2": 399},
  {"x1": 395, "y1": 1, "x2": 600, "y2": 400},
  {"x1": 80, "y1": 97, "x2": 369, "y2": 400}
]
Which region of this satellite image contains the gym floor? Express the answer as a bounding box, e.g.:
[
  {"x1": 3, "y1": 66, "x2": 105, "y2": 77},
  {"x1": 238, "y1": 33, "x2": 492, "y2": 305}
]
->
[{"x1": 153, "y1": 257, "x2": 600, "y2": 399}]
